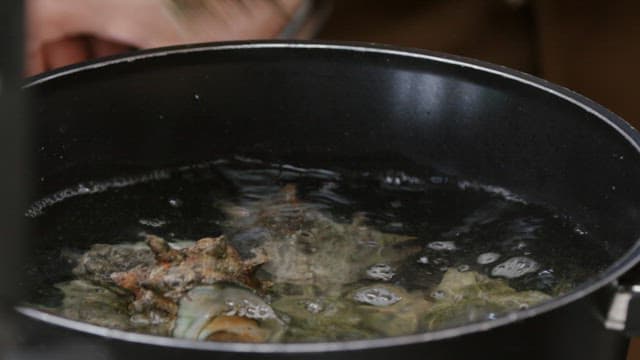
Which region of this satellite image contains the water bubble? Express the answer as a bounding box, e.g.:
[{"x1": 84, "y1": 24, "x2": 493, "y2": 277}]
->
[
  {"x1": 432, "y1": 258, "x2": 448, "y2": 265},
  {"x1": 384, "y1": 176, "x2": 399, "y2": 185},
  {"x1": 417, "y1": 256, "x2": 429, "y2": 264},
  {"x1": 26, "y1": 170, "x2": 169, "y2": 218},
  {"x1": 513, "y1": 241, "x2": 527, "y2": 250},
  {"x1": 380, "y1": 171, "x2": 424, "y2": 191},
  {"x1": 574, "y1": 225, "x2": 588, "y2": 236},
  {"x1": 225, "y1": 298, "x2": 276, "y2": 320},
  {"x1": 457, "y1": 264, "x2": 470, "y2": 272},
  {"x1": 77, "y1": 184, "x2": 91, "y2": 194},
  {"x1": 353, "y1": 287, "x2": 402, "y2": 307},
  {"x1": 486, "y1": 312, "x2": 497, "y2": 320},
  {"x1": 427, "y1": 241, "x2": 457, "y2": 251},
  {"x1": 193, "y1": 93, "x2": 201, "y2": 100},
  {"x1": 477, "y1": 252, "x2": 500, "y2": 265},
  {"x1": 538, "y1": 269, "x2": 554, "y2": 278},
  {"x1": 390, "y1": 201, "x2": 402, "y2": 208},
  {"x1": 491, "y1": 257, "x2": 540, "y2": 279},
  {"x1": 366, "y1": 264, "x2": 395, "y2": 281},
  {"x1": 139, "y1": 218, "x2": 167, "y2": 228},
  {"x1": 457, "y1": 181, "x2": 527, "y2": 203},
  {"x1": 168, "y1": 197, "x2": 183, "y2": 208},
  {"x1": 304, "y1": 301, "x2": 324, "y2": 314},
  {"x1": 429, "y1": 176, "x2": 448, "y2": 185}
]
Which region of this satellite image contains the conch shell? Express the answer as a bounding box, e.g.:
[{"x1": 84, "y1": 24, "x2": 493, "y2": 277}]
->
[{"x1": 173, "y1": 284, "x2": 285, "y2": 342}]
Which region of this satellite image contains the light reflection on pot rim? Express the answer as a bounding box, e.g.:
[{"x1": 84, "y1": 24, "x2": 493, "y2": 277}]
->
[{"x1": 19, "y1": 41, "x2": 640, "y2": 352}]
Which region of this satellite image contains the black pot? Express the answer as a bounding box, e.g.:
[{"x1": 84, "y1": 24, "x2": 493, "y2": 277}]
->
[{"x1": 8, "y1": 42, "x2": 640, "y2": 360}]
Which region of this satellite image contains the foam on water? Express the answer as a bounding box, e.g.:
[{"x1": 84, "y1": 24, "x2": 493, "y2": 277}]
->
[
  {"x1": 353, "y1": 287, "x2": 402, "y2": 307},
  {"x1": 224, "y1": 298, "x2": 277, "y2": 320},
  {"x1": 427, "y1": 241, "x2": 457, "y2": 251},
  {"x1": 457, "y1": 264, "x2": 470, "y2": 272},
  {"x1": 457, "y1": 180, "x2": 527, "y2": 204},
  {"x1": 380, "y1": 171, "x2": 425, "y2": 192},
  {"x1": 365, "y1": 264, "x2": 395, "y2": 281},
  {"x1": 26, "y1": 169, "x2": 171, "y2": 218},
  {"x1": 477, "y1": 252, "x2": 501, "y2": 265},
  {"x1": 303, "y1": 300, "x2": 324, "y2": 314},
  {"x1": 138, "y1": 218, "x2": 167, "y2": 228},
  {"x1": 491, "y1": 257, "x2": 540, "y2": 279}
]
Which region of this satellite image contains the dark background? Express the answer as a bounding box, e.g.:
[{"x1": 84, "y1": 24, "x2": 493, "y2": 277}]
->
[{"x1": 318, "y1": 0, "x2": 640, "y2": 131}]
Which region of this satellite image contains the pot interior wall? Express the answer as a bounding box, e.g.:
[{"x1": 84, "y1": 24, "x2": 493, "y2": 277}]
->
[{"x1": 26, "y1": 44, "x2": 640, "y2": 270}]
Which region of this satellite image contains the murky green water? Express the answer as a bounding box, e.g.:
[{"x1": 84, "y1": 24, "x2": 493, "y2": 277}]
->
[{"x1": 23, "y1": 157, "x2": 613, "y2": 342}]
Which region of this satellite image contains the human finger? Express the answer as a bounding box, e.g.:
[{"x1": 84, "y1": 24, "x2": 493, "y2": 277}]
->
[
  {"x1": 42, "y1": 36, "x2": 92, "y2": 72},
  {"x1": 89, "y1": 37, "x2": 134, "y2": 59}
]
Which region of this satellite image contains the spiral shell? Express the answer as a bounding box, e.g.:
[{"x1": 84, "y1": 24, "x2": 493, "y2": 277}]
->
[{"x1": 173, "y1": 284, "x2": 285, "y2": 342}]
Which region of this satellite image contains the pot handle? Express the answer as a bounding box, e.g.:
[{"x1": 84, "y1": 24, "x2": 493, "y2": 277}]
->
[
  {"x1": 605, "y1": 267, "x2": 640, "y2": 336},
  {"x1": 605, "y1": 286, "x2": 640, "y2": 335}
]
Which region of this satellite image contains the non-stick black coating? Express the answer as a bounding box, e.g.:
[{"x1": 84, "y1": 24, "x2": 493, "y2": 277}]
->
[
  {"x1": 27, "y1": 44, "x2": 640, "y2": 257},
  {"x1": 15, "y1": 42, "x2": 640, "y2": 359}
]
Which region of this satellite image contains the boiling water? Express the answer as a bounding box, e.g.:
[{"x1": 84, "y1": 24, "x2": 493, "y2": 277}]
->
[{"x1": 23, "y1": 157, "x2": 613, "y2": 341}]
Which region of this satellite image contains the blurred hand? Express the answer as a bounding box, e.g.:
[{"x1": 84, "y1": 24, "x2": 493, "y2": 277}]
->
[{"x1": 26, "y1": 0, "x2": 302, "y2": 76}]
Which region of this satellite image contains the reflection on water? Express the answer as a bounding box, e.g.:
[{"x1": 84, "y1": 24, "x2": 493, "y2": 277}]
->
[{"x1": 23, "y1": 156, "x2": 612, "y2": 342}]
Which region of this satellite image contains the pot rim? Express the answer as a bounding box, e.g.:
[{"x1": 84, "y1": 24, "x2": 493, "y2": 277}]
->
[{"x1": 19, "y1": 40, "x2": 640, "y2": 353}]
